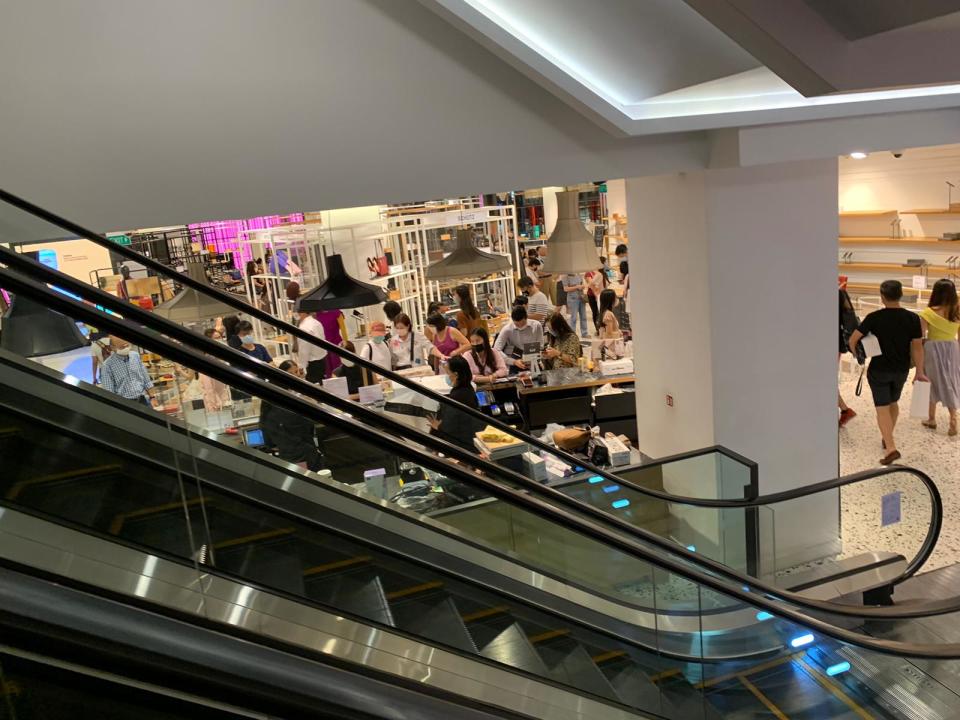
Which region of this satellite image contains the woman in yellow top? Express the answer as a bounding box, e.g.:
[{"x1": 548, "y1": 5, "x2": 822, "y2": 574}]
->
[{"x1": 919, "y1": 279, "x2": 960, "y2": 436}]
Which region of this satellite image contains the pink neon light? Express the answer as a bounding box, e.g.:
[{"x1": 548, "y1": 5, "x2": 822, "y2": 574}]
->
[{"x1": 188, "y1": 213, "x2": 304, "y2": 268}]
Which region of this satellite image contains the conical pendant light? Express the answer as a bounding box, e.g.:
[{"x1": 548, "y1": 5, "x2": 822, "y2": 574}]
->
[
  {"x1": 425, "y1": 228, "x2": 511, "y2": 281},
  {"x1": 0, "y1": 294, "x2": 89, "y2": 358},
  {"x1": 153, "y1": 261, "x2": 237, "y2": 323},
  {"x1": 297, "y1": 254, "x2": 386, "y2": 311},
  {"x1": 540, "y1": 190, "x2": 600, "y2": 274}
]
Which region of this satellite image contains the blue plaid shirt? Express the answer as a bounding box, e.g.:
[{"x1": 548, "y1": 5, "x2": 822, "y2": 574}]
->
[{"x1": 100, "y1": 352, "x2": 154, "y2": 400}]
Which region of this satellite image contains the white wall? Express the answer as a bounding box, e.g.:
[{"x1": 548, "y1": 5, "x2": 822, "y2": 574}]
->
[
  {"x1": 706, "y1": 159, "x2": 839, "y2": 567},
  {"x1": 627, "y1": 173, "x2": 715, "y2": 456},
  {"x1": 628, "y1": 159, "x2": 840, "y2": 567},
  {"x1": 0, "y1": 0, "x2": 707, "y2": 236}
]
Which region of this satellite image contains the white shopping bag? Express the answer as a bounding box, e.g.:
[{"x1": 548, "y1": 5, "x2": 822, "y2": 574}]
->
[
  {"x1": 861, "y1": 333, "x2": 882, "y2": 358},
  {"x1": 910, "y1": 380, "x2": 931, "y2": 418}
]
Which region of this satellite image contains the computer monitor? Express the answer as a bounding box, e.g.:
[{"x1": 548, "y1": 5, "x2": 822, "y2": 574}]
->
[{"x1": 243, "y1": 427, "x2": 265, "y2": 448}]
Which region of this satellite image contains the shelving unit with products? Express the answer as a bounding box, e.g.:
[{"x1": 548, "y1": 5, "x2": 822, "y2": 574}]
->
[
  {"x1": 377, "y1": 202, "x2": 519, "y2": 326},
  {"x1": 239, "y1": 224, "x2": 328, "y2": 360},
  {"x1": 838, "y1": 208, "x2": 960, "y2": 302}
]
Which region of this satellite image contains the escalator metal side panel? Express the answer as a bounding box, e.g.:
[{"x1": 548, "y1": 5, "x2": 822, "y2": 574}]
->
[
  {"x1": 0, "y1": 508, "x2": 648, "y2": 720},
  {"x1": 0, "y1": 353, "x2": 787, "y2": 657},
  {"x1": 534, "y1": 641, "x2": 621, "y2": 703}
]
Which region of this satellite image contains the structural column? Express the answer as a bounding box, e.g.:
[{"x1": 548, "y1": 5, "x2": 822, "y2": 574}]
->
[{"x1": 626, "y1": 159, "x2": 840, "y2": 568}]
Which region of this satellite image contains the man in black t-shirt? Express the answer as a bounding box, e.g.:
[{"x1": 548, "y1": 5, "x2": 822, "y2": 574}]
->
[{"x1": 848, "y1": 280, "x2": 928, "y2": 465}]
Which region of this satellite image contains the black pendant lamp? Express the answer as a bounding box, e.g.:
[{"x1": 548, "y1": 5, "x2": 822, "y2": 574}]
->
[
  {"x1": 424, "y1": 228, "x2": 511, "y2": 281},
  {"x1": 297, "y1": 254, "x2": 387, "y2": 311},
  {"x1": 0, "y1": 294, "x2": 89, "y2": 358},
  {"x1": 153, "y1": 262, "x2": 237, "y2": 323}
]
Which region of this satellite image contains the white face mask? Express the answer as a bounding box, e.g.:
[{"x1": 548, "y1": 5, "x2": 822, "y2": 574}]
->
[
  {"x1": 115, "y1": 347, "x2": 131, "y2": 356},
  {"x1": 241, "y1": 335, "x2": 256, "y2": 345}
]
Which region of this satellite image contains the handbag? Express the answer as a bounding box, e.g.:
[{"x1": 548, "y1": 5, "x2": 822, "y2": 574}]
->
[{"x1": 368, "y1": 239, "x2": 389, "y2": 276}]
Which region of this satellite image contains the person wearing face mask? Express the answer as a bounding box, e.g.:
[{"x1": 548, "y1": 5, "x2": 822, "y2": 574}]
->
[
  {"x1": 517, "y1": 276, "x2": 551, "y2": 323},
  {"x1": 99, "y1": 336, "x2": 157, "y2": 407},
  {"x1": 333, "y1": 340, "x2": 365, "y2": 394},
  {"x1": 464, "y1": 327, "x2": 507, "y2": 384},
  {"x1": 427, "y1": 355, "x2": 483, "y2": 452},
  {"x1": 493, "y1": 305, "x2": 544, "y2": 372},
  {"x1": 236, "y1": 321, "x2": 273, "y2": 364},
  {"x1": 388, "y1": 313, "x2": 442, "y2": 370},
  {"x1": 358, "y1": 321, "x2": 392, "y2": 376}
]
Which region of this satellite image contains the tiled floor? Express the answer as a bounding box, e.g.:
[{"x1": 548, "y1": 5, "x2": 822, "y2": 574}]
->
[{"x1": 838, "y1": 370, "x2": 959, "y2": 572}]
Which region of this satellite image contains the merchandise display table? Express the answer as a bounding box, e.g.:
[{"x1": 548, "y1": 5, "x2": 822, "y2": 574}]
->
[{"x1": 478, "y1": 370, "x2": 635, "y2": 432}]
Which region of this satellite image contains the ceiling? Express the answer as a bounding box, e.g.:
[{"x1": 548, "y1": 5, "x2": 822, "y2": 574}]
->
[{"x1": 421, "y1": 0, "x2": 960, "y2": 136}]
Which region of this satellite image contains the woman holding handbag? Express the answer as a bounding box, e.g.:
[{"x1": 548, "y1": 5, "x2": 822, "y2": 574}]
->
[{"x1": 919, "y1": 279, "x2": 960, "y2": 436}]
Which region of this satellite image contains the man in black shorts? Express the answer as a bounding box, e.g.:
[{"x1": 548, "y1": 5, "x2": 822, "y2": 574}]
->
[{"x1": 848, "y1": 280, "x2": 928, "y2": 465}]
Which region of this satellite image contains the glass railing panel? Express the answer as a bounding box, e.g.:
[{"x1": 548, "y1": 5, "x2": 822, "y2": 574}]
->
[{"x1": 762, "y1": 469, "x2": 933, "y2": 580}]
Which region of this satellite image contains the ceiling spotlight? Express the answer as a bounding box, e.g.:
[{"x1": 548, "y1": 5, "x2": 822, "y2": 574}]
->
[{"x1": 849, "y1": 151, "x2": 868, "y2": 160}]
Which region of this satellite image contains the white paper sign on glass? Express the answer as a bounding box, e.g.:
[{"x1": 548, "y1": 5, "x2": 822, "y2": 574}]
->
[
  {"x1": 910, "y1": 380, "x2": 931, "y2": 418},
  {"x1": 861, "y1": 333, "x2": 882, "y2": 358},
  {"x1": 358, "y1": 383, "x2": 385, "y2": 405},
  {"x1": 913, "y1": 275, "x2": 927, "y2": 290},
  {"x1": 322, "y1": 375, "x2": 350, "y2": 399}
]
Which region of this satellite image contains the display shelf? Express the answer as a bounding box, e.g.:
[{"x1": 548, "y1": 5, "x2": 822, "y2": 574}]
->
[
  {"x1": 839, "y1": 210, "x2": 898, "y2": 218},
  {"x1": 844, "y1": 280, "x2": 927, "y2": 294},
  {"x1": 838, "y1": 236, "x2": 954, "y2": 246},
  {"x1": 905, "y1": 208, "x2": 960, "y2": 215},
  {"x1": 838, "y1": 262, "x2": 952, "y2": 274}
]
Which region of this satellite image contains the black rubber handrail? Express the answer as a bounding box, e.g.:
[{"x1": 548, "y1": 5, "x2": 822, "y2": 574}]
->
[
  {"x1": 0, "y1": 187, "x2": 758, "y2": 505},
  {"x1": 3, "y1": 261, "x2": 959, "y2": 649},
  {"x1": 0, "y1": 246, "x2": 942, "y2": 602}
]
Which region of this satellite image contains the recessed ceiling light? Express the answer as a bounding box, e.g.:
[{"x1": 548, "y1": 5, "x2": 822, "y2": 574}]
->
[{"x1": 849, "y1": 151, "x2": 868, "y2": 160}]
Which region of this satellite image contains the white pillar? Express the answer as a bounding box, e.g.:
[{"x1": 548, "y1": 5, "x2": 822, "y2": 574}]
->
[{"x1": 627, "y1": 159, "x2": 840, "y2": 568}]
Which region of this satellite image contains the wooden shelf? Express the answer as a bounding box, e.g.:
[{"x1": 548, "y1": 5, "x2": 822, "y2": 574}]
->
[
  {"x1": 838, "y1": 236, "x2": 956, "y2": 247},
  {"x1": 839, "y1": 210, "x2": 898, "y2": 218},
  {"x1": 905, "y1": 209, "x2": 960, "y2": 215},
  {"x1": 838, "y1": 262, "x2": 951, "y2": 274},
  {"x1": 844, "y1": 281, "x2": 926, "y2": 295}
]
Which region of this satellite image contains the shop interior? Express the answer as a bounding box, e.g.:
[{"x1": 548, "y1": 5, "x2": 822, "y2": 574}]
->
[
  {"x1": 1, "y1": 180, "x2": 639, "y2": 477},
  {"x1": 836, "y1": 142, "x2": 960, "y2": 572}
]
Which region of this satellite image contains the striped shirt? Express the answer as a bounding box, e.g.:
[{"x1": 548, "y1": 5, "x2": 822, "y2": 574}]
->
[
  {"x1": 100, "y1": 352, "x2": 154, "y2": 400},
  {"x1": 524, "y1": 290, "x2": 553, "y2": 321}
]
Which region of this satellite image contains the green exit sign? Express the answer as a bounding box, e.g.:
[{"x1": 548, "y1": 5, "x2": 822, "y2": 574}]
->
[{"x1": 107, "y1": 234, "x2": 131, "y2": 246}]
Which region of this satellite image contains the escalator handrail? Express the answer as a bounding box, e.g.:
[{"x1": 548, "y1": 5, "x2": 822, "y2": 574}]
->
[
  {"x1": 4, "y1": 265, "x2": 960, "y2": 658},
  {"x1": 0, "y1": 247, "x2": 943, "y2": 594},
  {"x1": 0, "y1": 248, "x2": 942, "y2": 600},
  {"x1": 0, "y1": 187, "x2": 757, "y2": 503}
]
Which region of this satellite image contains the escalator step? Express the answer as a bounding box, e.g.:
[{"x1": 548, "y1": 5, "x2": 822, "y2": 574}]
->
[
  {"x1": 592, "y1": 650, "x2": 627, "y2": 665},
  {"x1": 391, "y1": 594, "x2": 478, "y2": 654},
  {"x1": 215, "y1": 542, "x2": 307, "y2": 598},
  {"x1": 302, "y1": 555, "x2": 372, "y2": 577},
  {"x1": 603, "y1": 663, "x2": 672, "y2": 717},
  {"x1": 473, "y1": 621, "x2": 550, "y2": 677},
  {"x1": 212, "y1": 527, "x2": 295, "y2": 551},
  {"x1": 110, "y1": 497, "x2": 207, "y2": 535},
  {"x1": 461, "y1": 605, "x2": 510, "y2": 624},
  {"x1": 5, "y1": 464, "x2": 122, "y2": 501},
  {"x1": 533, "y1": 639, "x2": 620, "y2": 702},
  {"x1": 385, "y1": 581, "x2": 444, "y2": 601},
  {"x1": 305, "y1": 569, "x2": 394, "y2": 628},
  {"x1": 527, "y1": 629, "x2": 571, "y2": 645}
]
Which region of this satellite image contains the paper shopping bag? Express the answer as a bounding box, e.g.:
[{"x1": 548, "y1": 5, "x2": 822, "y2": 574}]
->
[{"x1": 910, "y1": 380, "x2": 931, "y2": 418}]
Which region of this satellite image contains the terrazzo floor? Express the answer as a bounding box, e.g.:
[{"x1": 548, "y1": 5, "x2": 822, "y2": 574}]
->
[{"x1": 838, "y1": 370, "x2": 959, "y2": 572}]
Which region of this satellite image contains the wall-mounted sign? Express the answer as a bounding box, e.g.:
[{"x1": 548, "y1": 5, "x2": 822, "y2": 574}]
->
[{"x1": 108, "y1": 234, "x2": 132, "y2": 246}]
